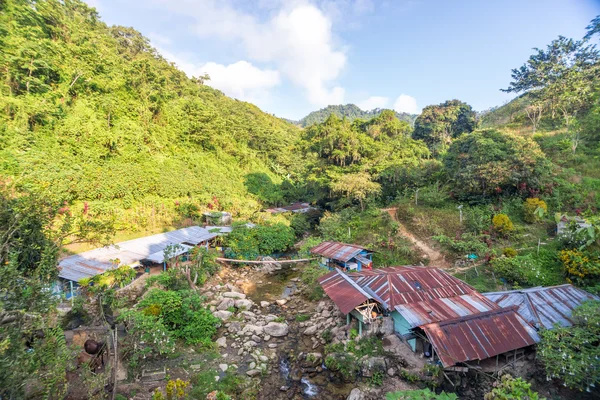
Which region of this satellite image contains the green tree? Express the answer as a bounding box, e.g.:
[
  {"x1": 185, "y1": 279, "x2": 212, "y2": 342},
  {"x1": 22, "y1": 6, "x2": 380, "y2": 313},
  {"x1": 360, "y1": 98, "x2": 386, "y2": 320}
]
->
[
  {"x1": 412, "y1": 99, "x2": 477, "y2": 155},
  {"x1": 443, "y1": 130, "x2": 551, "y2": 201},
  {"x1": 331, "y1": 172, "x2": 381, "y2": 211},
  {"x1": 502, "y1": 29, "x2": 600, "y2": 152}
]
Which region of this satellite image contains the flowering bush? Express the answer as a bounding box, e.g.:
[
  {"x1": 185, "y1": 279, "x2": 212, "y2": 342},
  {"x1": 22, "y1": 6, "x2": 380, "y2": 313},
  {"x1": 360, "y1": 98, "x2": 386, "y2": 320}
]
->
[
  {"x1": 119, "y1": 310, "x2": 175, "y2": 371},
  {"x1": 492, "y1": 214, "x2": 514, "y2": 235},
  {"x1": 559, "y1": 249, "x2": 600, "y2": 286},
  {"x1": 523, "y1": 198, "x2": 547, "y2": 223},
  {"x1": 484, "y1": 374, "x2": 542, "y2": 400},
  {"x1": 538, "y1": 300, "x2": 600, "y2": 392}
]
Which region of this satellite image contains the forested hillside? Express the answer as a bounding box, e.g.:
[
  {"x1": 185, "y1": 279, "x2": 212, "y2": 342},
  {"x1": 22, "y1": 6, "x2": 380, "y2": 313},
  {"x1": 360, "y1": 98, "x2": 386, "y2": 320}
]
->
[
  {"x1": 2, "y1": 1, "x2": 600, "y2": 398},
  {"x1": 0, "y1": 0, "x2": 305, "y2": 232},
  {"x1": 297, "y1": 104, "x2": 416, "y2": 127}
]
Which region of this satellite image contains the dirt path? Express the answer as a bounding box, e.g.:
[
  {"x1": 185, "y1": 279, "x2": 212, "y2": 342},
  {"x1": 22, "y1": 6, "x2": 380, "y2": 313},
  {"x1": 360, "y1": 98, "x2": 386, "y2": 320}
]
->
[{"x1": 382, "y1": 207, "x2": 452, "y2": 269}]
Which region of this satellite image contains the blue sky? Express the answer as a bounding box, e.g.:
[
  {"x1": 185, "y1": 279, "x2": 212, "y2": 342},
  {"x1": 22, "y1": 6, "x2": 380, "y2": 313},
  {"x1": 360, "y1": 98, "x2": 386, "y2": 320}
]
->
[{"x1": 91, "y1": 0, "x2": 599, "y2": 120}]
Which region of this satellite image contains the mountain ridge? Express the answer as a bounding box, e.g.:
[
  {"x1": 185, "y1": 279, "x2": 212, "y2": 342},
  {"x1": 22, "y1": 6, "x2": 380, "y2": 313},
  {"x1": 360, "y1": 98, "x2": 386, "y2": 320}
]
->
[{"x1": 295, "y1": 104, "x2": 417, "y2": 127}]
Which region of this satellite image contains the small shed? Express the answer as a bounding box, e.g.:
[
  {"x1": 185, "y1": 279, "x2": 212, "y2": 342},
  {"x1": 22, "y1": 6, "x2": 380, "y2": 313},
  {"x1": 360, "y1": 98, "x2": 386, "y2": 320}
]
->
[
  {"x1": 556, "y1": 215, "x2": 592, "y2": 237},
  {"x1": 310, "y1": 241, "x2": 373, "y2": 271},
  {"x1": 203, "y1": 211, "x2": 232, "y2": 226}
]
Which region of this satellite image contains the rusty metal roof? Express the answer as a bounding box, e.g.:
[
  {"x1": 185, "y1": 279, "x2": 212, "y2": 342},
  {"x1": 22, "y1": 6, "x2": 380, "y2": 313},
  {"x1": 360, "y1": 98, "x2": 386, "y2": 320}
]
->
[
  {"x1": 395, "y1": 293, "x2": 499, "y2": 328},
  {"x1": 318, "y1": 269, "x2": 372, "y2": 314},
  {"x1": 310, "y1": 241, "x2": 368, "y2": 263},
  {"x1": 484, "y1": 284, "x2": 600, "y2": 330},
  {"x1": 350, "y1": 266, "x2": 478, "y2": 310},
  {"x1": 421, "y1": 307, "x2": 540, "y2": 367}
]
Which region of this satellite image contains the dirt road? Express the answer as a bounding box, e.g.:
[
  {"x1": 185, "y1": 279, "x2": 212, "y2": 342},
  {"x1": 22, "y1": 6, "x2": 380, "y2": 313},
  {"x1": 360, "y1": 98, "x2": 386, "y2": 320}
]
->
[{"x1": 382, "y1": 207, "x2": 452, "y2": 269}]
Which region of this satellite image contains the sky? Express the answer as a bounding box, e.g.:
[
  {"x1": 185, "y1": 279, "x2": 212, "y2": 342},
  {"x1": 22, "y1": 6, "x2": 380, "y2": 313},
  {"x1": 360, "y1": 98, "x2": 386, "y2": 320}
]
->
[{"x1": 90, "y1": 0, "x2": 600, "y2": 120}]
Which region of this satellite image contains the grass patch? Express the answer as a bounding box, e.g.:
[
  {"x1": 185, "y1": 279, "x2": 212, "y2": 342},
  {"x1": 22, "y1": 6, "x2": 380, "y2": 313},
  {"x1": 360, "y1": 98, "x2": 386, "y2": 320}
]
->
[{"x1": 295, "y1": 314, "x2": 310, "y2": 322}]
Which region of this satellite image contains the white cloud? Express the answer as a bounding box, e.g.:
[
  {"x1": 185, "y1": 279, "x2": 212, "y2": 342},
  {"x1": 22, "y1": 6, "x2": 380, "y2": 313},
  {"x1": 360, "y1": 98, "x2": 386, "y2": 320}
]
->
[
  {"x1": 201, "y1": 61, "x2": 280, "y2": 101},
  {"x1": 358, "y1": 96, "x2": 389, "y2": 110},
  {"x1": 393, "y1": 94, "x2": 419, "y2": 114},
  {"x1": 156, "y1": 47, "x2": 280, "y2": 105},
  {"x1": 153, "y1": 0, "x2": 347, "y2": 107}
]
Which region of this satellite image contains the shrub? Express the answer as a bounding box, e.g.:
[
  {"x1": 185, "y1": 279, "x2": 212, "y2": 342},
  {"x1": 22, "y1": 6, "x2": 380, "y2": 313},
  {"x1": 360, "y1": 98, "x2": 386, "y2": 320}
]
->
[
  {"x1": 224, "y1": 223, "x2": 295, "y2": 259},
  {"x1": 559, "y1": 249, "x2": 600, "y2": 286},
  {"x1": 492, "y1": 214, "x2": 514, "y2": 235},
  {"x1": 484, "y1": 374, "x2": 542, "y2": 400},
  {"x1": 138, "y1": 289, "x2": 219, "y2": 346},
  {"x1": 502, "y1": 247, "x2": 517, "y2": 258},
  {"x1": 538, "y1": 301, "x2": 600, "y2": 392},
  {"x1": 523, "y1": 198, "x2": 547, "y2": 223}
]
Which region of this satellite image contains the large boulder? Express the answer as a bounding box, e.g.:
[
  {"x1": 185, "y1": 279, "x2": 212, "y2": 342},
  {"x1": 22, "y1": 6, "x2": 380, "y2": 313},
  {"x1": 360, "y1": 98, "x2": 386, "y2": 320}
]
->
[
  {"x1": 222, "y1": 292, "x2": 246, "y2": 299},
  {"x1": 263, "y1": 322, "x2": 289, "y2": 337},
  {"x1": 347, "y1": 388, "x2": 365, "y2": 400},
  {"x1": 217, "y1": 298, "x2": 235, "y2": 311}
]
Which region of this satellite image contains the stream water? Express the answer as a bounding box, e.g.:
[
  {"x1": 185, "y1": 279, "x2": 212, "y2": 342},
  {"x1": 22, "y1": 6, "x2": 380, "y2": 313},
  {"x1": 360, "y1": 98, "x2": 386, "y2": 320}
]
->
[{"x1": 243, "y1": 266, "x2": 356, "y2": 399}]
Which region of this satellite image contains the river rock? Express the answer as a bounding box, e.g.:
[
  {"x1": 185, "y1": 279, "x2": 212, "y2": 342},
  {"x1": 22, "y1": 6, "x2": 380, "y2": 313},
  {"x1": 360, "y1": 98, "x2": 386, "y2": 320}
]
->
[
  {"x1": 265, "y1": 315, "x2": 277, "y2": 322},
  {"x1": 245, "y1": 324, "x2": 264, "y2": 335},
  {"x1": 387, "y1": 367, "x2": 396, "y2": 376},
  {"x1": 303, "y1": 325, "x2": 318, "y2": 335},
  {"x1": 235, "y1": 299, "x2": 254, "y2": 309},
  {"x1": 322, "y1": 309, "x2": 331, "y2": 318},
  {"x1": 219, "y1": 364, "x2": 228, "y2": 372},
  {"x1": 216, "y1": 337, "x2": 227, "y2": 348},
  {"x1": 251, "y1": 335, "x2": 262, "y2": 343},
  {"x1": 228, "y1": 321, "x2": 242, "y2": 334},
  {"x1": 249, "y1": 361, "x2": 256, "y2": 369},
  {"x1": 217, "y1": 298, "x2": 235, "y2": 311},
  {"x1": 246, "y1": 369, "x2": 261, "y2": 377},
  {"x1": 347, "y1": 388, "x2": 365, "y2": 400},
  {"x1": 260, "y1": 301, "x2": 270, "y2": 308},
  {"x1": 361, "y1": 356, "x2": 386, "y2": 377},
  {"x1": 213, "y1": 310, "x2": 233, "y2": 321},
  {"x1": 263, "y1": 322, "x2": 289, "y2": 337},
  {"x1": 276, "y1": 299, "x2": 287, "y2": 305},
  {"x1": 223, "y1": 292, "x2": 246, "y2": 299},
  {"x1": 244, "y1": 340, "x2": 258, "y2": 348}
]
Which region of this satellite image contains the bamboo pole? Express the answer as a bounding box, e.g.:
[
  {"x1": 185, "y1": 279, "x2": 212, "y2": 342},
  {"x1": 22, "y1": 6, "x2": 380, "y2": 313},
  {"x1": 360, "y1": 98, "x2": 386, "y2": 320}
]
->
[{"x1": 215, "y1": 257, "x2": 317, "y2": 264}]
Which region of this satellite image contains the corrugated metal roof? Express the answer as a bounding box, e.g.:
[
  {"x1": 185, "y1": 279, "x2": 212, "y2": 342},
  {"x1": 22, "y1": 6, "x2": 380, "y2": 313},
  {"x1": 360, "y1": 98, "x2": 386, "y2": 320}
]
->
[
  {"x1": 146, "y1": 244, "x2": 194, "y2": 264},
  {"x1": 58, "y1": 226, "x2": 217, "y2": 281},
  {"x1": 318, "y1": 269, "x2": 372, "y2": 314},
  {"x1": 395, "y1": 293, "x2": 499, "y2": 328},
  {"x1": 310, "y1": 241, "x2": 367, "y2": 263},
  {"x1": 266, "y1": 202, "x2": 313, "y2": 214},
  {"x1": 350, "y1": 266, "x2": 478, "y2": 310},
  {"x1": 484, "y1": 284, "x2": 600, "y2": 329},
  {"x1": 421, "y1": 307, "x2": 540, "y2": 367}
]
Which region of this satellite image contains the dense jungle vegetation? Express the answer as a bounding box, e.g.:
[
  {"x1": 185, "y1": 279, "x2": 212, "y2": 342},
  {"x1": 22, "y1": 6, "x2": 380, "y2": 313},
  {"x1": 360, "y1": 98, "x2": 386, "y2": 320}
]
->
[{"x1": 1, "y1": 0, "x2": 600, "y2": 398}]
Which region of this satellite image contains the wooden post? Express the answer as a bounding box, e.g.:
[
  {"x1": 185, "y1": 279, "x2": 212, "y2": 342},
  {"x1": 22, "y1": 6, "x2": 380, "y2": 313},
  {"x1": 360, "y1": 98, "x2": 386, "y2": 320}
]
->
[
  {"x1": 359, "y1": 320, "x2": 362, "y2": 336},
  {"x1": 69, "y1": 280, "x2": 74, "y2": 305},
  {"x1": 347, "y1": 314, "x2": 351, "y2": 325}
]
